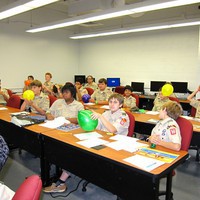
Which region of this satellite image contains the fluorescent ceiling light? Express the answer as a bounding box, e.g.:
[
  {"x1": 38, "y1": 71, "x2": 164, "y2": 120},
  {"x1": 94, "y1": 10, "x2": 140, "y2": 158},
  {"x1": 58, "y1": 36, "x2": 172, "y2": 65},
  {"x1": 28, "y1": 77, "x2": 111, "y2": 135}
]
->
[
  {"x1": 27, "y1": 0, "x2": 200, "y2": 33},
  {"x1": 0, "y1": 0, "x2": 59, "y2": 20},
  {"x1": 69, "y1": 19, "x2": 200, "y2": 39}
]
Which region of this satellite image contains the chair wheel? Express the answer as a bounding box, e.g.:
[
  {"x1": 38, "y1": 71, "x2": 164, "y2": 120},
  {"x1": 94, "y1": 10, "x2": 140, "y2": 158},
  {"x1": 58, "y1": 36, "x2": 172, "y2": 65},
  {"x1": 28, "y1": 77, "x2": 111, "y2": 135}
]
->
[{"x1": 82, "y1": 187, "x2": 87, "y2": 192}]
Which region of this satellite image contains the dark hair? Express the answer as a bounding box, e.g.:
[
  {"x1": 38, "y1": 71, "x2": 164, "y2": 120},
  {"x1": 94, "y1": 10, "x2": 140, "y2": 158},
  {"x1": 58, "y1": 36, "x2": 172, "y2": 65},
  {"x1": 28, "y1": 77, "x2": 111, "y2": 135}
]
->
[
  {"x1": 45, "y1": 72, "x2": 52, "y2": 78},
  {"x1": 61, "y1": 84, "x2": 76, "y2": 99},
  {"x1": 28, "y1": 75, "x2": 34, "y2": 80},
  {"x1": 98, "y1": 78, "x2": 107, "y2": 84},
  {"x1": 65, "y1": 82, "x2": 74, "y2": 86},
  {"x1": 53, "y1": 85, "x2": 58, "y2": 93},
  {"x1": 75, "y1": 78, "x2": 84, "y2": 85},
  {"x1": 124, "y1": 85, "x2": 133, "y2": 92},
  {"x1": 30, "y1": 80, "x2": 42, "y2": 87}
]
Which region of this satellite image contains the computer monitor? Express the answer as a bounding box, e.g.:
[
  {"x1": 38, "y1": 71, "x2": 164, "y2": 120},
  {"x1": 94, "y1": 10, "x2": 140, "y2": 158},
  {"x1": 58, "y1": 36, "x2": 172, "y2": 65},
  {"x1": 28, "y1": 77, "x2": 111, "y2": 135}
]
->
[
  {"x1": 171, "y1": 82, "x2": 188, "y2": 93},
  {"x1": 150, "y1": 81, "x2": 166, "y2": 91},
  {"x1": 107, "y1": 78, "x2": 120, "y2": 87},
  {"x1": 74, "y1": 75, "x2": 86, "y2": 84},
  {"x1": 131, "y1": 82, "x2": 144, "y2": 94}
]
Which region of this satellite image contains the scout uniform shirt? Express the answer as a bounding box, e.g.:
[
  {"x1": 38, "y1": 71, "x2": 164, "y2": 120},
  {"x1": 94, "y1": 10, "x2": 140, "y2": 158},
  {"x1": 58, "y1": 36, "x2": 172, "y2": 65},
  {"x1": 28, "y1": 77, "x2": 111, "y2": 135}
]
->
[
  {"x1": 76, "y1": 86, "x2": 88, "y2": 101},
  {"x1": 84, "y1": 82, "x2": 98, "y2": 90},
  {"x1": 91, "y1": 87, "x2": 113, "y2": 101},
  {"x1": 97, "y1": 109, "x2": 130, "y2": 135},
  {"x1": 29, "y1": 92, "x2": 50, "y2": 113},
  {"x1": 48, "y1": 99, "x2": 84, "y2": 118},
  {"x1": 151, "y1": 117, "x2": 181, "y2": 144},
  {"x1": 43, "y1": 81, "x2": 53, "y2": 94},
  {"x1": 190, "y1": 99, "x2": 200, "y2": 118},
  {"x1": 0, "y1": 88, "x2": 9, "y2": 105},
  {"x1": 124, "y1": 96, "x2": 136, "y2": 108},
  {"x1": 152, "y1": 95, "x2": 171, "y2": 111}
]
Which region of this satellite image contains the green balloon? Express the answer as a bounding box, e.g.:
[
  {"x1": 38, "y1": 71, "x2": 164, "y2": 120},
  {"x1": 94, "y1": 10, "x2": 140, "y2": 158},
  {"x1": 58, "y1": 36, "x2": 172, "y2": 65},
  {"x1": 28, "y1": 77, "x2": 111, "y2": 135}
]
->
[{"x1": 78, "y1": 110, "x2": 98, "y2": 131}]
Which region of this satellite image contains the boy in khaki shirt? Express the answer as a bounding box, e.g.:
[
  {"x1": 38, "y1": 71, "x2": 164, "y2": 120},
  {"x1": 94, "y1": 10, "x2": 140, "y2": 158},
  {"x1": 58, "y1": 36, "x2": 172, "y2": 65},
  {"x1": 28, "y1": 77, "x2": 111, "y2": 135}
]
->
[{"x1": 90, "y1": 78, "x2": 113, "y2": 104}]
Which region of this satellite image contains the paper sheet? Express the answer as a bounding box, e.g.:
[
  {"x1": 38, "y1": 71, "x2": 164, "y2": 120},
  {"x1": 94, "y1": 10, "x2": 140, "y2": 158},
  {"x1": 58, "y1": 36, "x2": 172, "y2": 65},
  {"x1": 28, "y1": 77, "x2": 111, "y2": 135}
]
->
[
  {"x1": 0, "y1": 107, "x2": 8, "y2": 110},
  {"x1": 147, "y1": 119, "x2": 159, "y2": 124},
  {"x1": 10, "y1": 111, "x2": 29, "y2": 115},
  {"x1": 84, "y1": 103, "x2": 95, "y2": 105},
  {"x1": 39, "y1": 116, "x2": 70, "y2": 128},
  {"x1": 100, "y1": 105, "x2": 110, "y2": 109},
  {"x1": 181, "y1": 116, "x2": 193, "y2": 120},
  {"x1": 110, "y1": 134, "x2": 138, "y2": 142},
  {"x1": 145, "y1": 111, "x2": 159, "y2": 115},
  {"x1": 76, "y1": 138, "x2": 108, "y2": 148},
  {"x1": 106, "y1": 140, "x2": 148, "y2": 153},
  {"x1": 74, "y1": 132, "x2": 102, "y2": 140},
  {"x1": 124, "y1": 154, "x2": 165, "y2": 171}
]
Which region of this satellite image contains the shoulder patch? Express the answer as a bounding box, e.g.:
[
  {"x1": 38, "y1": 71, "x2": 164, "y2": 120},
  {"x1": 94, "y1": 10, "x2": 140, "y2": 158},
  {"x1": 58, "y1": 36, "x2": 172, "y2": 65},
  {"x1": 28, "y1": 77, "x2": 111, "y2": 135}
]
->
[
  {"x1": 120, "y1": 118, "x2": 127, "y2": 125},
  {"x1": 170, "y1": 128, "x2": 176, "y2": 135}
]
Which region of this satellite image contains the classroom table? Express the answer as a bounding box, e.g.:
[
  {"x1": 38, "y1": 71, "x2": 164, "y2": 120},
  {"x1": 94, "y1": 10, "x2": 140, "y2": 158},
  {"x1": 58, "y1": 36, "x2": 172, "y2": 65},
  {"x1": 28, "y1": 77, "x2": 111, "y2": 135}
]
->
[
  {"x1": 41, "y1": 128, "x2": 188, "y2": 200},
  {"x1": 138, "y1": 95, "x2": 191, "y2": 111},
  {"x1": 0, "y1": 105, "x2": 188, "y2": 199},
  {"x1": 84, "y1": 104, "x2": 200, "y2": 161},
  {"x1": 0, "y1": 106, "x2": 52, "y2": 184}
]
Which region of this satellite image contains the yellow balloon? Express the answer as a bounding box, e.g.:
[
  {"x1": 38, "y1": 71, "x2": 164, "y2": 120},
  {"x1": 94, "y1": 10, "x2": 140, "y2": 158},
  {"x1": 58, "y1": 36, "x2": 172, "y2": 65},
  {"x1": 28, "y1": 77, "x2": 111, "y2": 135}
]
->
[
  {"x1": 23, "y1": 90, "x2": 35, "y2": 100},
  {"x1": 161, "y1": 84, "x2": 174, "y2": 96}
]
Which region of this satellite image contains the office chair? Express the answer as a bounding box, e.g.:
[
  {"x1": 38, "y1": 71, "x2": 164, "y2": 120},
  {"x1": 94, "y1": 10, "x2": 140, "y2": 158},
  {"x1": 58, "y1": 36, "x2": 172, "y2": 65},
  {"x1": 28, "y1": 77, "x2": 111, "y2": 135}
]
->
[
  {"x1": 188, "y1": 99, "x2": 200, "y2": 161},
  {"x1": 125, "y1": 111, "x2": 135, "y2": 137},
  {"x1": 6, "y1": 89, "x2": 13, "y2": 97},
  {"x1": 131, "y1": 93, "x2": 139, "y2": 107},
  {"x1": 48, "y1": 95, "x2": 57, "y2": 107},
  {"x1": 85, "y1": 87, "x2": 94, "y2": 95},
  {"x1": 190, "y1": 106, "x2": 196, "y2": 117},
  {"x1": 12, "y1": 175, "x2": 42, "y2": 200},
  {"x1": 159, "y1": 117, "x2": 193, "y2": 200},
  {"x1": 115, "y1": 86, "x2": 125, "y2": 94},
  {"x1": 6, "y1": 94, "x2": 21, "y2": 109},
  {"x1": 82, "y1": 112, "x2": 135, "y2": 193},
  {"x1": 169, "y1": 96, "x2": 180, "y2": 104}
]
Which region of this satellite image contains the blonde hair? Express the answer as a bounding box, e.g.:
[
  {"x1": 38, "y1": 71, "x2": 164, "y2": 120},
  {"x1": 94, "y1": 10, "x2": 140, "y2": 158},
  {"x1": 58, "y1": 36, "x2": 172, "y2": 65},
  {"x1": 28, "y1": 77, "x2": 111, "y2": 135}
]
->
[
  {"x1": 108, "y1": 93, "x2": 124, "y2": 105},
  {"x1": 162, "y1": 101, "x2": 183, "y2": 120},
  {"x1": 30, "y1": 80, "x2": 42, "y2": 88}
]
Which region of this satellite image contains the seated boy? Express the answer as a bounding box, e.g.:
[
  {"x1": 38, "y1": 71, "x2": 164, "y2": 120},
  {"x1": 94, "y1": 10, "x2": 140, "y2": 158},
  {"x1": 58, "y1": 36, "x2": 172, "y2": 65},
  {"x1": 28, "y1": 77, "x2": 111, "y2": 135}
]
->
[
  {"x1": 23, "y1": 75, "x2": 34, "y2": 92},
  {"x1": 43, "y1": 84, "x2": 84, "y2": 193},
  {"x1": 187, "y1": 86, "x2": 200, "y2": 118},
  {"x1": 152, "y1": 90, "x2": 171, "y2": 111},
  {"x1": 90, "y1": 78, "x2": 113, "y2": 104},
  {"x1": 46, "y1": 83, "x2": 84, "y2": 123},
  {"x1": 43, "y1": 72, "x2": 54, "y2": 95},
  {"x1": 20, "y1": 80, "x2": 49, "y2": 115},
  {"x1": 75, "y1": 78, "x2": 88, "y2": 101},
  {"x1": 123, "y1": 85, "x2": 136, "y2": 108},
  {"x1": 84, "y1": 75, "x2": 98, "y2": 90},
  {"x1": 0, "y1": 88, "x2": 9, "y2": 105},
  {"x1": 148, "y1": 101, "x2": 182, "y2": 151},
  {"x1": 91, "y1": 93, "x2": 130, "y2": 135}
]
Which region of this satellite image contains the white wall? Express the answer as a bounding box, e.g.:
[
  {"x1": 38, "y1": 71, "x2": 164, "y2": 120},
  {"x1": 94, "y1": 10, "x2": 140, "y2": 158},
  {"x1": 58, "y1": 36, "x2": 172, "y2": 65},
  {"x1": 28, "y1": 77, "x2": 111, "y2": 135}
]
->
[
  {"x1": 0, "y1": 22, "x2": 79, "y2": 91},
  {"x1": 78, "y1": 26, "x2": 199, "y2": 91}
]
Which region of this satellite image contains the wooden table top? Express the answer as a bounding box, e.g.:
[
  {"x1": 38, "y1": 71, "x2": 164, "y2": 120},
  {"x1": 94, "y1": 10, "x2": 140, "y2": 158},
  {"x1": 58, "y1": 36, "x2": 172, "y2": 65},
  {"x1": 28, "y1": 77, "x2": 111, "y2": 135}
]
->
[{"x1": 42, "y1": 128, "x2": 188, "y2": 176}]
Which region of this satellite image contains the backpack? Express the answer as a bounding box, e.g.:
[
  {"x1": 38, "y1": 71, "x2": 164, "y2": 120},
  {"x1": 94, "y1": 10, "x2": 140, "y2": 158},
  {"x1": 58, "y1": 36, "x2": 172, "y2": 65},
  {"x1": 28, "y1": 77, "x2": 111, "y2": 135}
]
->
[{"x1": 0, "y1": 135, "x2": 9, "y2": 171}]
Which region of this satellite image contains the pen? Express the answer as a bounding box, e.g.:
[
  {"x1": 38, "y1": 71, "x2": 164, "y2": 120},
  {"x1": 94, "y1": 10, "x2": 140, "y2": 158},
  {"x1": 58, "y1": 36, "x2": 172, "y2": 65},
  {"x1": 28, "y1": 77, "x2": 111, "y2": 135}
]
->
[{"x1": 146, "y1": 162, "x2": 157, "y2": 168}]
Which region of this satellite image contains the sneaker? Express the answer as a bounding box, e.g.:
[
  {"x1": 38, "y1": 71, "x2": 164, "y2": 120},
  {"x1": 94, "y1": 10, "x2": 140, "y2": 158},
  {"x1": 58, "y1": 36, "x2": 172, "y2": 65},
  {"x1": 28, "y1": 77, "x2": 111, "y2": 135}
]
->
[{"x1": 43, "y1": 183, "x2": 67, "y2": 193}]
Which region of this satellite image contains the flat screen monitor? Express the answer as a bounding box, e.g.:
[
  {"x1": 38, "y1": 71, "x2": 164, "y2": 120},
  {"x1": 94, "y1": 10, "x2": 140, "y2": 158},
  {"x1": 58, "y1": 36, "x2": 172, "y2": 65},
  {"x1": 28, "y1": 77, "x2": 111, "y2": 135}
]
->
[
  {"x1": 74, "y1": 75, "x2": 86, "y2": 84},
  {"x1": 131, "y1": 82, "x2": 144, "y2": 93},
  {"x1": 150, "y1": 81, "x2": 166, "y2": 91},
  {"x1": 107, "y1": 78, "x2": 120, "y2": 87},
  {"x1": 171, "y1": 82, "x2": 188, "y2": 93}
]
